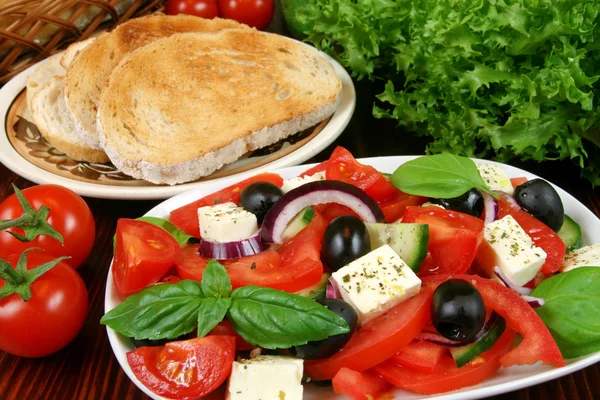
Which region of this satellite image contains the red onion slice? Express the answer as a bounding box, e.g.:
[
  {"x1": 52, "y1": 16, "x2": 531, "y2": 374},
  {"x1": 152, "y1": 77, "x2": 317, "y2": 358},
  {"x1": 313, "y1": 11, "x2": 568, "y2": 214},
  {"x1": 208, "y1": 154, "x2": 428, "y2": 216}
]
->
[
  {"x1": 417, "y1": 312, "x2": 500, "y2": 348},
  {"x1": 521, "y1": 295, "x2": 545, "y2": 308},
  {"x1": 493, "y1": 266, "x2": 532, "y2": 296},
  {"x1": 198, "y1": 234, "x2": 268, "y2": 260},
  {"x1": 495, "y1": 190, "x2": 520, "y2": 210},
  {"x1": 260, "y1": 180, "x2": 385, "y2": 244},
  {"x1": 326, "y1": 277, "x2": 343, "y2": 299},
  {"x1": 482, "y1": 192, "x2": 498, "y2": 224}
]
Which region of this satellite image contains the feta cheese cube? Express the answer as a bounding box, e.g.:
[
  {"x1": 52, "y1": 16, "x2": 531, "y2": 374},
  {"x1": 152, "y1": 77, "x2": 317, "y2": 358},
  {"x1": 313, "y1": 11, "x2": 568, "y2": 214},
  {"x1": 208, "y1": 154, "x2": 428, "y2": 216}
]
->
[
  {"x1": 477, "y1": 215, "x2": 547, "y2": 286},
  {"x1": 226, "y1": 356, "x2": 303, "y2": 400},
  {"x1": 476, "y1": 163, "x2": 514, "y2": 195},
  {"x1": 281, "y1": 171, "x2": 326, "y2": 193},
  {"x1": 561, "y1": 244, "x2": 600, "y2": 272},
  {"x1": 198, "y1": 202, "x2": 258, "y2": 243},
  {"x1": 331, "y1": 245, "x2": 421, "y2": 324}
]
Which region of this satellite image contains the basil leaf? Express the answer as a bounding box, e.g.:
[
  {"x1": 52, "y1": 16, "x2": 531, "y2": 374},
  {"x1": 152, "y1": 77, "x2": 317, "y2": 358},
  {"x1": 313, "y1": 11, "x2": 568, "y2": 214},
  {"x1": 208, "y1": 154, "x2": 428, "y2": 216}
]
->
[
  {"x1": 112, "y1": 216, "x2": 194, "y2": 249},
  {"x1": 197, "y1": 297, "x2": 232, "y2": 338},
  {"x1": 201, "y1": 260, "x2": 232, "y2": 298},
  {"x1": 100, "y1": 280, "x2": 204, "y2": 340},
  {"x1": 391, "y1": 154, "x2": 496, "y2": 198},
  {"x1": 228, "y1": 286, "x2": 350, "y2": 349},
  {"x1": 532, "y1": 267, "x2": 600, "y2": 358}
]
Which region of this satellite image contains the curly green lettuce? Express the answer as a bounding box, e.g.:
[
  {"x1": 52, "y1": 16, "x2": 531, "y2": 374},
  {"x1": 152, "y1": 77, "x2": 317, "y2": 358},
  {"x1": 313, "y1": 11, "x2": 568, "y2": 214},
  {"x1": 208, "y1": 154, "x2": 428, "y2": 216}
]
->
[{"x1": 289, "y1": 0, "x2": 600, "y2": 186}]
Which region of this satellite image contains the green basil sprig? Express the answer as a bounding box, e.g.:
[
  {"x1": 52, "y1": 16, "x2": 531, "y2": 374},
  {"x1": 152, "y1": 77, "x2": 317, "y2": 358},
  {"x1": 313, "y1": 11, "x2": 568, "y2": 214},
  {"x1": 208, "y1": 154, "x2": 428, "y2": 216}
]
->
[
  {"x1": 391, "y1": 154, "x2": 497, "y2": 199},
  {"x1": 532, "y1": 267, "x2": 600, "y2": 358},
  {"x1": 101, "y1": 260, "x2": 350, "y2": 349}
]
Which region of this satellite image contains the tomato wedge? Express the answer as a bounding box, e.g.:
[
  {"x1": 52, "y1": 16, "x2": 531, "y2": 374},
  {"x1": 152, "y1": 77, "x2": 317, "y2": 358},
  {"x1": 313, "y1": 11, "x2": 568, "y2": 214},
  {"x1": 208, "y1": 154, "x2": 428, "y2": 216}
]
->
[
  {"x1": 169, "y1": 172, "x2": 284, "y2": 237},
  {"x1": 113, "y1": 219, "x2": 180, "y2": 295},
  {"x1": 127, "y1": 336, "x2": 235, "y2": 400},
  {"x1": 511, "y1": 177, "x2": 528, "y2": 189},
  {"x1": 332, "y1": 368, "x2": 393, "y2": 400},
  {"x1": 374, "y1": 329, "x2": 516, "y2": 394},
  {"x1": 390, "y1": 340, "x2": 446, "y2": 373},
  {"x1": 326, "y1": 147, "x2": 397, "y2": 202},
  {"x1": 496, "y1": 197, "x2": 566, "y2": 274},
  {"x1": 207, "y1": 320, "x2": 254, "y2": 351},
  {"x1": 304, "y1": 288, "x2": 432, "y2": 380},
  {"x1": 402, "y1": 207, "x2": 484, "y2": 276},
  {"x1": 378, "y1": 191, "x2": 427, "y2": 223},
  {"x1": 300, "y1": 160, "x2": 329, "y2": 177},
  {"x1": 422, "y1": 275, "x2": 565, "y2": 368}
]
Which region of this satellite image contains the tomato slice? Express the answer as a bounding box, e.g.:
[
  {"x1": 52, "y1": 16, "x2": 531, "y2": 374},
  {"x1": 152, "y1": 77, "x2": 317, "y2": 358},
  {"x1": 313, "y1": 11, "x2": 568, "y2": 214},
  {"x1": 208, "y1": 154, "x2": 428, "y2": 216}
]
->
[
  {"x1": 374, "y1": 328, "x2": 516, "y2": 394},
  {"x1": 378, "y1": 191, "x2": 427, "y2": 223},
  {"x1": 402, "y1": 207, "x2": 484, "y2": 276},
  {"x1": 332, "y1": 368, "x2": 393, "y2": 400},
  {"x1": 510, "y1": 177, "x2": 528, "y2": 189},
  {"x1": 390, "y1": 340, "x2": 446, "y2": 373},
  {"x1": 207, "y1": 320, "x2": 254, "y2": 351},
  {"x1": 304, "y1": 288, "x2": 432, "y2": 380},
  {"x1": 175, "y1": 213, "x2": 327, "y2": 293},
  {"x1": 326, "y1": 147, "x2": 397, "y2": 202},
  {"x1": 169, "y1": 173, "x2": 284, "y2": 237},
  {"x1": 422, "y1": 275, "x2": 565, "y2": 368},
  {"x1": 113, "y1": 219, "x2": 180, "y2": 295},
  {"x1": 127, "y1": 336, "x2": 235, "y2": 400},
  {"x1": 496, "y1": 198, "x2": 566, "y2": 274},
  {"x1": 300, "y1": 160, "x2": 329, "y2": 177}
]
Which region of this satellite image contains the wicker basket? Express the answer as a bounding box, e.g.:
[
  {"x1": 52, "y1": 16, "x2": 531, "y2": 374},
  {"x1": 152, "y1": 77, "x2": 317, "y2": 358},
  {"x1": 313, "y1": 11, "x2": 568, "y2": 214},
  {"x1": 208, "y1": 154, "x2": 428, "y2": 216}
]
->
[{"x1": 0, "y1": 0, "x2": 164, "y2": 84}]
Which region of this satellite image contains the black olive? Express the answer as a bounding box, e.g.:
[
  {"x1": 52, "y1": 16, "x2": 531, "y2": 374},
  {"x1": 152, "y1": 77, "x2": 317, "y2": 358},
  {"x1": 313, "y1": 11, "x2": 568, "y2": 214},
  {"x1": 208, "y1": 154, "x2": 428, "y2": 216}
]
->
[
  {"x1": 431, "y1": 279, "x2": 486, "y2": 344},
  {"x1": 514, "y1": 178, "x2": 564, "y2": 232},
  {"x1": 430, "y1": 189, "x2": 484, "y2": 218},
  {"x1": 293, "y1": 298, "x2": 358, "y2": 359},
  {"x1": 321, "y1": 215, "x2": 371, "y2": 271},
  {"x1": 240, "y1": 182, "x2": 283, "y2": 224}
]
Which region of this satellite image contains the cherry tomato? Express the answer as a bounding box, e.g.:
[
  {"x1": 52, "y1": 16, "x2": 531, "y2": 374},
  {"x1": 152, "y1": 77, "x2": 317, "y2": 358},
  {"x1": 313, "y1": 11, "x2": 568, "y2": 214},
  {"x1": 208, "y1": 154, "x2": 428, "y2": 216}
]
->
[
  {"x1": 164, "y1": 0, "x2": 219, "y2": 19},
  {"x1": 0, "y1": 185, "x2": 95, "y2": 269},
  {"x1": 127, "y1": 336, "x2": 235, "y2": 399},
  {"x1": 113, "y1": 219, "x2": 180, "y2": 295},
  {"x1": 217, "y1": 0, "x2": 275, "y2": 30},
  {"x1": 0, "y1": 250, "x2": 88, "y2": 357}
]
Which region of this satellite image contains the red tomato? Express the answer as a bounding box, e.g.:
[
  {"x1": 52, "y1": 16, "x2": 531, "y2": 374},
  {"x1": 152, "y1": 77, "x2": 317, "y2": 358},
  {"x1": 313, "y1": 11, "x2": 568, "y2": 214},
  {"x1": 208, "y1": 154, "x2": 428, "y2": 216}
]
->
[
  {"x1": 390, "y1": 340, "x2": 446, "y2": 373},
  {"x1": 422, "y1": 275, "x2": 565, "y2": 368},
  {"x1": 313, "y1": 204, "x2": 360, "y2": 224},
  {"x1": 299, "y1": 160, "x2": 329, "y2": 178},
  {"x1": 496, "y1": 197, "x2": 566, "y2": 274},
  {"x1": 127, "y1": 336, "x2": 235, "y2": 400},
  {"x1": 207, "y1": 320, "x2": 255, "y2": 350},
  {"x1": 164, "y1": 0, "x2": 219, "y2": 19},
  {"x1": 511, "y1": 177, "x2": 528, "y2": 189},
  {"x1": 113, "y1": 219, "x2": 180, "y2": 295},
  {"x1": 378, "y1": 191, "x2": 427, "y2": 223},
  {"x1": 0, "y1": 251, "x2": 88, "y2": 357},
  {"x1": 402, "y1": 206, "x2": 484, "y2": 276},
  {"x1": 0, "y1": 185, "x2": 95, "y2": 269},
  {"x1": 326, "y1": 147, "x2": 398, "y2": 202},
  {"x1": 332, "y1": 368, "x2": 393, "y2": 400},
  {"x1": 217, "y1": 0, "x2": 274, "y2": 30},
  {"x1": 304, "y1": 288, "x2": 432, "y2": 380},
  {"x1": 169, "y1": 172, "x2": 283, "y2": 237},
  {"x1": 374, "y1": 328, "x2": 517, "y2": 394}
]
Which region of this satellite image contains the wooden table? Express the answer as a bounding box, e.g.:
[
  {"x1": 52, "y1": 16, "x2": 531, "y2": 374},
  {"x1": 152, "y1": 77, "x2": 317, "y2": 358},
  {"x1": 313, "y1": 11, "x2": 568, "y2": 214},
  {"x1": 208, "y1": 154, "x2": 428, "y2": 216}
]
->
[{"x1": 1, "y1": 5, "x2": 600, "y2": 400}]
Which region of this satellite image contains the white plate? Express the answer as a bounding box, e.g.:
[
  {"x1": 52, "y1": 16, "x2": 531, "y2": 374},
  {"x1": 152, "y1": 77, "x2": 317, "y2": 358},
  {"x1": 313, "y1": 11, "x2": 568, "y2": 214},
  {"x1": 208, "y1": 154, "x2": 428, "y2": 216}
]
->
[
  {"x1": 0, "y1": 47, "x2": 355, "y2": 200},
  {"x1": 104, "y1": 156, "x2": 600, "y2": 399}
]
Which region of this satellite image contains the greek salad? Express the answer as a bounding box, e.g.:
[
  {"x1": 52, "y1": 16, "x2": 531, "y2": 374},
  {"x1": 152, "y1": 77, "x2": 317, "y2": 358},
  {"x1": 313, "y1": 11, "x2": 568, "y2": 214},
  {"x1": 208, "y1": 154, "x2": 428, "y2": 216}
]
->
[{"x1": 102, "y1": 147, "x2": 600, "y2": 400}]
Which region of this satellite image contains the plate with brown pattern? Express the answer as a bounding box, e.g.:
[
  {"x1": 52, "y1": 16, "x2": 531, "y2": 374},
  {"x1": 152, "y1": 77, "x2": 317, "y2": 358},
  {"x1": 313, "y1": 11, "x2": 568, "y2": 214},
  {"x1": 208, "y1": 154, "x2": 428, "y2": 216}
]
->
[{"x1": 0, "y1": 51, "x2": 355, "y2": 200}]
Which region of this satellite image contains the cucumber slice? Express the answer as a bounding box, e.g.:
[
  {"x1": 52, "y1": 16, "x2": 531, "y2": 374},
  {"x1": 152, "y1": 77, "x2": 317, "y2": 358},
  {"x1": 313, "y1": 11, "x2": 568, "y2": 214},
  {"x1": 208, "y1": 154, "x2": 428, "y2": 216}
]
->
[
  {"x1": 365, "y1": 222, "x2": 429, "y2": 272},
  {"x1": 450, "y1": 317, "x2": 506, "y2": 367},
  {"x1": 557, "y1": 215, "x2": 583, "y2": 251},
  {"x1": 281, "y1": 207, "x2": 315, "y2": 241},
  {"x1": 294, "y1": 273, "x2": 330, "y2": 299}
]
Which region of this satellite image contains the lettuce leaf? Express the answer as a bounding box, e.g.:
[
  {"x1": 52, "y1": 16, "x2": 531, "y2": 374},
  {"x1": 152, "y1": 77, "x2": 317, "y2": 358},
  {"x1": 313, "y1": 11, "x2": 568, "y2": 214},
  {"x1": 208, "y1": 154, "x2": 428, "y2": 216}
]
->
[{"x1": 291, "y1": 0, "x2": 600, "y2": 186}]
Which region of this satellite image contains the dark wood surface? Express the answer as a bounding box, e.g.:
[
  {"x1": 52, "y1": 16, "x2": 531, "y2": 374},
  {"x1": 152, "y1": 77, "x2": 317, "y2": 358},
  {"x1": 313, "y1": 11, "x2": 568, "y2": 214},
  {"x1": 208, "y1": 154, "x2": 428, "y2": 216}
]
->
[{"x1": 1, "y1": 4, "x2": 600, "y2": 400}]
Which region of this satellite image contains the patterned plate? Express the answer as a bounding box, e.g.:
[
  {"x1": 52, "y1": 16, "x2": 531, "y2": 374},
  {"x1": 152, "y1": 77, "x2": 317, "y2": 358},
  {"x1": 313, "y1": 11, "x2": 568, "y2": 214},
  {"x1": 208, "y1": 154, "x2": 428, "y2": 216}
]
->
[{"x1": 0, "y1": 50, "x2": 355, "y2": 199}]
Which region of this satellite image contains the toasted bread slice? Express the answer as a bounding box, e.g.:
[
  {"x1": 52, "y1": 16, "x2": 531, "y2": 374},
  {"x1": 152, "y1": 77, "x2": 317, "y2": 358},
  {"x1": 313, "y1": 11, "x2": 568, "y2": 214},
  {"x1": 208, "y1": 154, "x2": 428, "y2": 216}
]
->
[
  {"x1": 60, "y1": 37, "x2": 97, "y2": 69},
  {"x1": 26, "y1": 53, "x2": 64, "y2": 107},
  {"x1": 64, "y1": 14, "x2": 246, "y2": 152},
  {"x1": 97, "y1": 30, "x2": 341, "y2": 185},
  {"x1": 30, "y1": 77, "x2": 109, "y2": 162}
]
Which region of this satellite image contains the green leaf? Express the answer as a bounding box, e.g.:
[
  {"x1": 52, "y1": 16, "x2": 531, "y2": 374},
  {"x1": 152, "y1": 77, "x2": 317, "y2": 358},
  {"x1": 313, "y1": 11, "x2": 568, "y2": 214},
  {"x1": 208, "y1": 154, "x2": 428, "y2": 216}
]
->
[
  {"x1": 228, "y1": 286, "x2": 349, "y2": 349},
  {"x1": 201, "y1": 260, "x2": 232, "y2": 298},
  {"x1": 532, "y1": 267, "x2": 600, "y2": 358},
  {"x1": 391, "y1": 154, "x2": 495, "y2": 198},
  {"x1": 197, "y1": 297, "x2": 231, "y2": 338},
  {"x1": 112, "y1": 216, "x2": 194, "y2": 248},
  {"x1": 100, "y1": 280, "x2": 204, "y2": 340}
]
